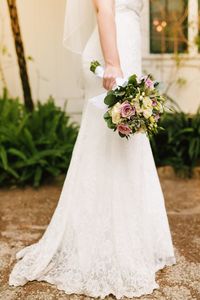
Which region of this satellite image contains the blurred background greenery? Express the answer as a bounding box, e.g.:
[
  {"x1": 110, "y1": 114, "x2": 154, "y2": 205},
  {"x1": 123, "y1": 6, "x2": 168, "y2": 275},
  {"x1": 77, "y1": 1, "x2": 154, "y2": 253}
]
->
[{"x1": 0, "y1": 89, "x2": 78, "y2": 187}]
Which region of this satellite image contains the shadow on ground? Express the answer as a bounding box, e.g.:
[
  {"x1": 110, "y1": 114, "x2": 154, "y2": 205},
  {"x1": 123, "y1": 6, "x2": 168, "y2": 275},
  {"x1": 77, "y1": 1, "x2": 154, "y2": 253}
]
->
[{"x1": 0, "y1": 172, "x2": 200, "y2": 300}]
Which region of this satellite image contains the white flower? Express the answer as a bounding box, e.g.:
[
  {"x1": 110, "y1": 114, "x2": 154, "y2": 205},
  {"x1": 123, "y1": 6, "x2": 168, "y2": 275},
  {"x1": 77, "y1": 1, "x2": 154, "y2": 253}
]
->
[
  {"x1": 143, "y1": 108, "x2": 153, "y2": 119},
  {"x1": 142, "y1": 96, "x2": 152, "y2": 108},
  {"x1": 110, "y1": 102, "x2": 121, "y2": 124},
  {"x1": 133, "y1": 101, "x2": 142, "y2": 114},
  {"x1": 156, "y1": 101, "x2": 164, "y2": 113}
]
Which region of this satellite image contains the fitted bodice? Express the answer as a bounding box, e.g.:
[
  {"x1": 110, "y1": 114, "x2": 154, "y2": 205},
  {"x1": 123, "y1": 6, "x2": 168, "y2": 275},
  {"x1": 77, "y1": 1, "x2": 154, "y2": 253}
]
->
[
  {"x1": 82, "y1": 0, "x2": 144, "y2": 99},
  {"x1": 115, "y1": 0, "x2": 143, "y2": 16}
]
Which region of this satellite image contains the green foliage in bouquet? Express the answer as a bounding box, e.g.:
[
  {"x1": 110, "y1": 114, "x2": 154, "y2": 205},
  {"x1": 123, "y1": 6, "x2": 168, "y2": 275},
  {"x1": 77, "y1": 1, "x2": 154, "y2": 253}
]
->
[
  {"x1": 150, "y1": 109, "x2": 200, "y2": 177},
  {"x1": 103, "y1": 75, "x2": 138, "y2": 109},
  {"x1": 0, "y1": 89, "x2": 79, "y2": 187}
]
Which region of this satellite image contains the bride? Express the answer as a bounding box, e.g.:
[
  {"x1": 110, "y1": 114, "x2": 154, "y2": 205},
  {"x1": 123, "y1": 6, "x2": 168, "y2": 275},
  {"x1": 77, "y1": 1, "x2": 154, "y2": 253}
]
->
[{"x1": 9, "y1": 0, "x2": 176, "y2": 298}]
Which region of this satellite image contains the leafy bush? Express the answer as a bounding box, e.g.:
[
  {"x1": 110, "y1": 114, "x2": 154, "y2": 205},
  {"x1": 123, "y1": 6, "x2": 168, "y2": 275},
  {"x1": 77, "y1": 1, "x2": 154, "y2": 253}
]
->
[
  {"x1": 0, "y1": 89, "x2": 79, "y2": 187},
  {"x1": 150, "y1": 109, "x2": 200, "y2": 177}
]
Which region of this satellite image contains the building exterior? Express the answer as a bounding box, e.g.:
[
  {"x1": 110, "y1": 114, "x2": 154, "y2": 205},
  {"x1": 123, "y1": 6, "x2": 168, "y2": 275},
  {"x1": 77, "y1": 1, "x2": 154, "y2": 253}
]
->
[
  {"x1": 142, "y1": 0, "x2": 200, "y2": 114},
  {"x1": 0, "y1": 0, "x2": 200, "y2": 122}
]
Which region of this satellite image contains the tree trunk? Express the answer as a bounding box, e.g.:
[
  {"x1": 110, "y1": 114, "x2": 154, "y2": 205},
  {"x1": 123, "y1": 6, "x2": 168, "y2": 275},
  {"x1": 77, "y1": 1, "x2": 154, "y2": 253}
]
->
[{"x1": 7, "y1": 0, "x2": 34, "y2": 111}]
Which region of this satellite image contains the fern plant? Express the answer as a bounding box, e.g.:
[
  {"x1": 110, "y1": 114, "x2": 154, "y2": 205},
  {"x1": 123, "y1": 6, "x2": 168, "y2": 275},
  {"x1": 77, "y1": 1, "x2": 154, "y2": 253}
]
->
[{"x1": 0, "y1": 89, "x2": 79, "y2": 187}]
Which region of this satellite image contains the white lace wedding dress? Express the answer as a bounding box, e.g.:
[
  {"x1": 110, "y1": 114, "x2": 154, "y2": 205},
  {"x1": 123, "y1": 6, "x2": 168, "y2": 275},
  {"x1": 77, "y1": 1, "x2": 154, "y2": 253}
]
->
[{"x1": 9, "y1": 0, "x2": 176, "y2": 298}]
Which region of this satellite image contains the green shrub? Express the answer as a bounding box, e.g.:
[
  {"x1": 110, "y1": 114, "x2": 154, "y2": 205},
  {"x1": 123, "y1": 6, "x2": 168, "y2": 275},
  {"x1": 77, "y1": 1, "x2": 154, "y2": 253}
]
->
[
  {"x1": 0, "y1": 89, "x2": 79, "y2": 187},
  {"x1": 150, "y1": 109, "x2": 200, "y2": 177}
]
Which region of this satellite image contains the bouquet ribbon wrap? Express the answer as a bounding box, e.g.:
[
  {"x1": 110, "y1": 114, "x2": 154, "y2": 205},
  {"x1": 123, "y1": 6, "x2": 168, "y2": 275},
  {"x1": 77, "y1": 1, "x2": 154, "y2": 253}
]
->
[{"x1": 88, "y1": 62, "x2": 128, "y2": 111}]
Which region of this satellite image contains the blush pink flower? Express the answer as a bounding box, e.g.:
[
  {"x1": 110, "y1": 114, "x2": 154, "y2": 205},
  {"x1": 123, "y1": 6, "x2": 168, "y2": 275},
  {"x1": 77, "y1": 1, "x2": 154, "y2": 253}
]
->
[
  {"x1": 145, "y1": 78, "x2": 154, "y2": 89},
  {"x1": 154, "y1": 114, "x2": 160, "y2": 122},
  {"x1": 152, "y1": 99, "x2": 157, "y2": 106},
  {"x1": 117, "y1": 124, "x2": 132, "y2": 136},
  {"x1": 140, "y1": 75, "x2": 154, "y2": 89},
  {"x1": 120, "y1": 101, "x2": 135, "y2": 118}
]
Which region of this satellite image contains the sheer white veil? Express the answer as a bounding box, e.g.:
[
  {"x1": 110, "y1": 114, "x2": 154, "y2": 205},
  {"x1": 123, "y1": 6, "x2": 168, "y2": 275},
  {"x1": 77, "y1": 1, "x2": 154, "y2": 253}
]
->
[{"x1": 63, "y1": 0, "x2": 96, "y2": 55}]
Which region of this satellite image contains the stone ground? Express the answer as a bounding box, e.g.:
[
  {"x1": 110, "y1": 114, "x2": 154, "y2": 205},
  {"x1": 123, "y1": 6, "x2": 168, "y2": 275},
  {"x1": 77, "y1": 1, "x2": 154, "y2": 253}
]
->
[{"x1": 0, "y1": 170, "x2": 200, "y2": 300}]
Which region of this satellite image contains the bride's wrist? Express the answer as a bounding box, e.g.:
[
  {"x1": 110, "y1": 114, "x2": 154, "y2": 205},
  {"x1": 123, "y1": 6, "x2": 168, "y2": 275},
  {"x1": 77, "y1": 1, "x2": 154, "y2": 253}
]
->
[
  {"x1": 105, "y1": 63, "x2": 123, "y2": 75},
  {"x1": 105, "y1": 58, "x2": 121, "y2": 69},
  {"x1": 105, "y1": 63, "x2": 121, "y2": 70}
]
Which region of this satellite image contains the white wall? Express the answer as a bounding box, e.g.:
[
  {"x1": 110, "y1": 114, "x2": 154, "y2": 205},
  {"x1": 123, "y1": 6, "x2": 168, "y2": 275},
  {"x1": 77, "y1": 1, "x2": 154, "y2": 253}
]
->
[
  {"x1": 0, "y1": 0, "x2": 83, "y2": 122},
  {"x1": 0, "y1": 0, "x2": 199, "y2": 123}
]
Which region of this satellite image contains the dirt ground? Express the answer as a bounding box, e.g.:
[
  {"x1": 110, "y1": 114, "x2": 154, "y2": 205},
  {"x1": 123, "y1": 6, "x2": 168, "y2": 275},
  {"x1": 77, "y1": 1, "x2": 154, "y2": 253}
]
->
[{"x1": 0, "y1": 169, "x2": 200, "y2": 300}]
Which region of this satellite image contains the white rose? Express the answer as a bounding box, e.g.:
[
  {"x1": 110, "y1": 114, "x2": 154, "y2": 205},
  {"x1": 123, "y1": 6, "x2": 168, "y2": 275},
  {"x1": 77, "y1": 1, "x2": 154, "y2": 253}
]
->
[
  {"x1": 110, "y1": 102, "x2": 121, "y2": 124},
  {"x1": 142, "y1": 96, "x2": 152, "y2": 108},
  {"x1": 133, "y1": 101, "x2": 141, "y2": 114},
  {"x1": 143, "y1": 108, "x2": 153, "y2": 119}
]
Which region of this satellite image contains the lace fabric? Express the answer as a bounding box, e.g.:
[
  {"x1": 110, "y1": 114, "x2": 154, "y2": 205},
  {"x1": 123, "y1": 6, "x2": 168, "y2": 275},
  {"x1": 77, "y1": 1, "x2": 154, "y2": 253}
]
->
[{"x1": 9, "y1": 1, "x2": 176, "y2": 298}]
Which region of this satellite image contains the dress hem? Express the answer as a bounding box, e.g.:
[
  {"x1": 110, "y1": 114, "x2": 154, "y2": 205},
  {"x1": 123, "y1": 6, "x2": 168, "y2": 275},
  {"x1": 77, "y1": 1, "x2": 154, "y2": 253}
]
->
[{"x1": 9, "y1": 256, "x2": 176, "y2": 300}]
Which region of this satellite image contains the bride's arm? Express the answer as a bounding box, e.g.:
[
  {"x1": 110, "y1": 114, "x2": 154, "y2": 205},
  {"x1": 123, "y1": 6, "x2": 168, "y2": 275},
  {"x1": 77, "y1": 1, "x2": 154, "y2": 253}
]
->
[{"x1": 93, "y1": 0, "x2": 123, "y2": 90}]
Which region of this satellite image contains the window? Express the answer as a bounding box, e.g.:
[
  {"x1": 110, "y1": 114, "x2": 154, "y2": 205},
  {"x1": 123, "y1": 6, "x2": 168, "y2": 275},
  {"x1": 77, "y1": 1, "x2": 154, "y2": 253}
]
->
[{"x1": 150, "y1": 0, "x2": 188, "y2": 53}]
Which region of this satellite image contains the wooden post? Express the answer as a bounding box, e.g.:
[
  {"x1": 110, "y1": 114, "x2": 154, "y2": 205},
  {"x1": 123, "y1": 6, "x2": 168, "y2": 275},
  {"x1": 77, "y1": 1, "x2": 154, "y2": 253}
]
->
[{"x1": 7, "y1": 0, "x2": 34, "y2": 111}]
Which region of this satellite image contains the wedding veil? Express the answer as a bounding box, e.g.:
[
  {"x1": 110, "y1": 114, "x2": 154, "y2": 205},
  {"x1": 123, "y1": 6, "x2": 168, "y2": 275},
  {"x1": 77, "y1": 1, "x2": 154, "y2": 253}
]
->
[{"x1": 63, "y1": 0, "x2": 96, "y2": 55}]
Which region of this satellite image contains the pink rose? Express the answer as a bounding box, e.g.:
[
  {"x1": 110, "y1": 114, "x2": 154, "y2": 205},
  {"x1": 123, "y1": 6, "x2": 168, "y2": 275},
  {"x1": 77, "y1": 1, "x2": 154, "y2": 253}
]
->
[
  {"x1": 140, "y1": 76, "x2": 154, "y2": 89},
  {"x1": 145, "y1": 78, "x2": 154, "y2": 89},
  {"x1": 120, "y1": 101, "x2": 135, "y2": 118},
  {"x1": 117, "y1": 124, "x2": 132, "y2": 136}
]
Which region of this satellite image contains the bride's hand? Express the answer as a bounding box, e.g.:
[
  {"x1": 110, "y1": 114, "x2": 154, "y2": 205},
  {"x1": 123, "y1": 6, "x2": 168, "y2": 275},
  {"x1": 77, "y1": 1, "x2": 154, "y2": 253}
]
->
[{"x1": 103, "y1": 65, "x2": 123, "y2": 90}]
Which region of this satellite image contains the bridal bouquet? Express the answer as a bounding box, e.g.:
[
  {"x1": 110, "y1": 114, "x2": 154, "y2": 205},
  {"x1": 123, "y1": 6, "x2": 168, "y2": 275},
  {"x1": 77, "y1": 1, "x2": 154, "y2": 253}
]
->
[{"x1": 90, "y1": 61, "x2": 166, "y2": 139}]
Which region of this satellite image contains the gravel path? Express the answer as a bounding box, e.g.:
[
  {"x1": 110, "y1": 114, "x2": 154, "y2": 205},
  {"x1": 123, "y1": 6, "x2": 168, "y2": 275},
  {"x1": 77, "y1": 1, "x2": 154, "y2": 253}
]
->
[{"x1": 0, "y1": 171, "x2": 199, "y2": 300}]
